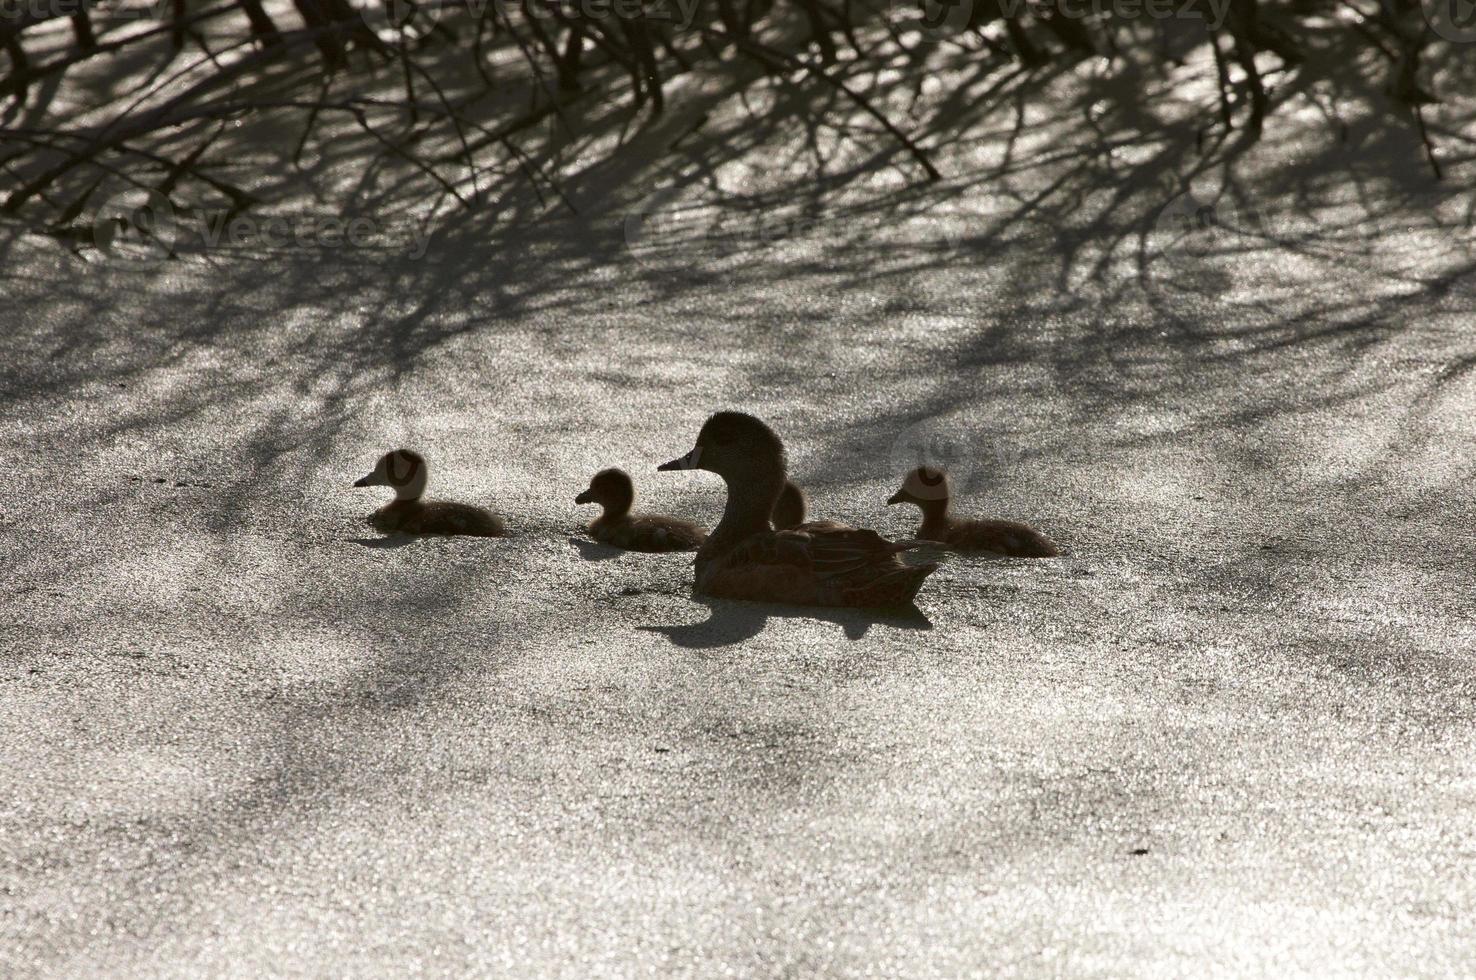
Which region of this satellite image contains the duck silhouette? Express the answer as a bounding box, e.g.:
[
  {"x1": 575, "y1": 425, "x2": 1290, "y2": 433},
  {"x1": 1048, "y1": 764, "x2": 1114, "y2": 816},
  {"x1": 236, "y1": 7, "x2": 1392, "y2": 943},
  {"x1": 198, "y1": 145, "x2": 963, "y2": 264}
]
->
[
  {"x1": 887, "y1": 466, "x2": 1057, "y2": 557},
  {"x1": 352, "y1": 449, "x2": 505, "y2": 537},
  {"x1": 658, "y1": 412, "x2": 937, "y2": 607},
  {"x1": 575, "y1": 467, "x2": 705, "y2": 552}
]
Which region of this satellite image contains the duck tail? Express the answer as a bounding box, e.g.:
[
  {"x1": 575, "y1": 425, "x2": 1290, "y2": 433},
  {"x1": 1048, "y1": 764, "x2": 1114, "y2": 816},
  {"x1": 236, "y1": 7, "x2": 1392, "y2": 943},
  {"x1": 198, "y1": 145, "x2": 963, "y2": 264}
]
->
[
  {"x1": 893, "y1": 539, "x2": 951, "y2": 565},
  {"x1": 889, "y1": 560, "x2": 939, "y2": 605}
]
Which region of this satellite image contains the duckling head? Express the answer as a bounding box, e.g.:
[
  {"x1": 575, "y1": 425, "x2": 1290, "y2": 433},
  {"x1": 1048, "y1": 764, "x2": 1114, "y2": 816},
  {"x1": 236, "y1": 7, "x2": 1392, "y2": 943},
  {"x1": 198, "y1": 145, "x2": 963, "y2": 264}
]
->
[
  {"x1": 353, "y1": 449, "x2": 428, "y2": 501},
  {"x1": 657, "y1": 411, "x2": 787, "y2": 484},
  {"x1": 887, "y1": 466, "x2": 951, "y2": 511},
  {"x1": 772, "y1": 479, "x2": 807, "y2": 530},
  {"x1": 575, "y1": 467, "x2": 635, "y2": 516}
]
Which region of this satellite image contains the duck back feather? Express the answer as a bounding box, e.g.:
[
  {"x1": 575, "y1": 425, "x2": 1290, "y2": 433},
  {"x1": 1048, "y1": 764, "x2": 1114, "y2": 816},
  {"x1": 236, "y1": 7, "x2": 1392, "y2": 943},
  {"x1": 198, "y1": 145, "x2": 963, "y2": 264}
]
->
[
  {"x1": 664, "y1": 412, "x2": 937, "y2": 609},
  {"x1": 698, "y1": 523, "x2": 937, "y2": 607}
]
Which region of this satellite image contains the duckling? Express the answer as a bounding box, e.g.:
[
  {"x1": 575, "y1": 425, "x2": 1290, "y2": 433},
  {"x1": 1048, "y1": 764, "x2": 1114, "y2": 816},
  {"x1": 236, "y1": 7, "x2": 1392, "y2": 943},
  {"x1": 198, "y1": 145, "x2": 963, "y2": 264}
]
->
[
  {"x1": 575, "y1": 467, "x2": 705, "y2": 552},
  {"x1": 772, "y1": 479, "x2": 807, "y2": 530},
  {"x1": 352, "y1": 449, "x2": 505, "y2": 537},
  {"x1": 772, "y1": 478, "x2": 847, "y2": 534},
  {"x1": 886, "y1": 466, "x2": 1058, "y2": 557},
  {"x1": 658, "y1": 412, "x2": 937, "y2": 607}
]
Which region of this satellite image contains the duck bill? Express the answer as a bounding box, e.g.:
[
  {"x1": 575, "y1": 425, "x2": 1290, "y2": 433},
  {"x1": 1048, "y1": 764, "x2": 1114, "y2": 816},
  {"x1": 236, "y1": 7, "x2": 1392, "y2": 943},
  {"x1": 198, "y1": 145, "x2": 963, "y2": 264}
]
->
[
  {"x1": 574, "y1": 489, "x2": 594, "y2": 505},
  {"x1": 353, "y1": 472, "x2": 380, "y2": 488},
  {"x1": 886, "y1": 490, "x2": 905, "y2": 506},
  {"x1": 657, "y1": 446, "x2": 702, "y2": 472}
]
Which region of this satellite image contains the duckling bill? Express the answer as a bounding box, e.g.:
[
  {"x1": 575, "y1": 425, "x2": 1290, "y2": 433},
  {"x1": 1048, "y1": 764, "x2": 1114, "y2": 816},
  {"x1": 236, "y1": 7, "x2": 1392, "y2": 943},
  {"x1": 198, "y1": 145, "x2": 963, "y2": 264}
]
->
[
  {"x1": 575, "y1": 467, "x2": 705, "y2": 552},
  {"x1": 353, "y1": 449, "x2": 505, "y2": 537},
  {"x1": 658, "y1": 412, "x2": 937, "y2": 608},
  {"x1": 887, "y1": 466, "x2": 1058, "y2": 557}
]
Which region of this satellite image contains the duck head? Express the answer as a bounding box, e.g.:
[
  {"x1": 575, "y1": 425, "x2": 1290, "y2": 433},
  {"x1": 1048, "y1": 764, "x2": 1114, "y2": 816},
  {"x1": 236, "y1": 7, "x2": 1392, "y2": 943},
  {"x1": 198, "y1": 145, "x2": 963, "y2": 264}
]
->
[
  {"x1": 658, "y1": 411, "x2": 788, "y2": 484},
  {"x1": 887, "y1": 466, "x2": 951, "y2": 512},
  {"x1": 353, "y1": 449, "x2": 428, "y2": 501},
  {"x1": 575, "y1": 467, "x2": 635, "y2": 517}
]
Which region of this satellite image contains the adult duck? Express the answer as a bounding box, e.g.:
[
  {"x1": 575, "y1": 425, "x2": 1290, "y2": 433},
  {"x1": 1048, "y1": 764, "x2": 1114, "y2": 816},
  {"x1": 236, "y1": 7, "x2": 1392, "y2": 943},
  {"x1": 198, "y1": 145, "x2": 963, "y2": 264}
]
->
[{"x1": 658, "y1": 412, "x2": 937, "y2": 607}]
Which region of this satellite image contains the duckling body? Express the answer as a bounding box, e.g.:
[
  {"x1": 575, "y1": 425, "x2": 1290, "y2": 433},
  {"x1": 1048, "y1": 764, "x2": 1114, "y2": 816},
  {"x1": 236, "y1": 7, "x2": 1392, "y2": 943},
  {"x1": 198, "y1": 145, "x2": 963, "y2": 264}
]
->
[
  {"x1": 934, "y1": 517, "x2": 1058, "y2": 556},
  {"x1": 659, "y1": 413, "x2": 937, "y2": 608},
  {"x1": 887, "y1": 466, "x2": 1057, "y2": 557},
  {"x1": 576, "y1": 468, "x2": 704, "y2": 552},
  {"x1": 369, "y1": 498, "x2": 505, "y2": 536},
  {"x1": 354, "y1": 449, "x2": 505, "y2": 537}
]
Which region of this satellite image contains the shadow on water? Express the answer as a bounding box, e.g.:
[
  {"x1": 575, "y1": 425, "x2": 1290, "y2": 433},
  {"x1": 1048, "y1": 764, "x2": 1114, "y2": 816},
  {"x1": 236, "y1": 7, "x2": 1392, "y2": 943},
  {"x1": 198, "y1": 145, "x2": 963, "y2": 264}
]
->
[
  {"x1": 640, "y1": 596, "x2": 934, "y2": 648},
  {"x1": 350, "y1": 535, "x2": 421, "y2": 550},
  {"x1": 3, "y1": 21, "x2": 1470, "y2": 713},
  {"x1": 569, "y1": 537, "x2": 624, "y2": 561}
]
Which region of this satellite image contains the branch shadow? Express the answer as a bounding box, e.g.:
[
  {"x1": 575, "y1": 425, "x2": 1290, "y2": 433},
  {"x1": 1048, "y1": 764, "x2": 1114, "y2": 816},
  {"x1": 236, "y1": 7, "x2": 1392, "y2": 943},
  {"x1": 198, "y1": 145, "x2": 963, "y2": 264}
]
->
[{"x1": 3, "y1": 16, "x2": 1476, "y2": 963}]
